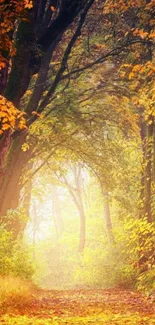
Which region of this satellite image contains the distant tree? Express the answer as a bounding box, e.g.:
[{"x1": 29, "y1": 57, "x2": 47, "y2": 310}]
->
[{"x1": 57, "y1": 164, "x2": 86, "y2": 253}]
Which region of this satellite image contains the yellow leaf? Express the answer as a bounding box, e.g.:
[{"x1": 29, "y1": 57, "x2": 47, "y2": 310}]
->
[
  {"x1": 129, "y1": 72, "x2": 134, "y2": 80},
  {"x1": 50, "y1": 6, "x2": 55, "y2": 11},
  {"x1": 22, "y1": 143, "x2": 29, "y2": 152},
  {"x1": 2, "y1": 123, "x2": 10, "y2": 130},
  {"x1": 25, "y1": 89, "x2": 32, "y2": 96},
  {"x1": 24, "y1": 0, "x2": 33, "y2": 9}
]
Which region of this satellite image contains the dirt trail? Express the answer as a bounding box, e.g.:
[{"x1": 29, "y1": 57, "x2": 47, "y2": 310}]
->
[{"x1": 0, "y1": 288, "x2": 155, "y2": 324}]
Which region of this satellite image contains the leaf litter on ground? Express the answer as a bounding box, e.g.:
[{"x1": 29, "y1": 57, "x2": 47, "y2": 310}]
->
[{"x1": 0, "y1": 288, "x2": 154, "y2": 324}]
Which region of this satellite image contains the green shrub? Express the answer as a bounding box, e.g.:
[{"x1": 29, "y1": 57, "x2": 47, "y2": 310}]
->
[
  {"x1": 0, "y1": 225, "x2": 34, "y2": 280},
  {"x1": 137, "y1": 267, "x2": 155, "y2": 296},
  {"x1": 0, "y1": 226, "x2": 13, "y2": 275},
  {"x1": 10, "y1": 241, "x2": 34, "y2": 279}
]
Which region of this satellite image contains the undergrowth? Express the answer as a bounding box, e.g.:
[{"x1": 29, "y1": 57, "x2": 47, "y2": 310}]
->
[{"x1": 0, "y1": 276, "x2": 34, "y2": 308}]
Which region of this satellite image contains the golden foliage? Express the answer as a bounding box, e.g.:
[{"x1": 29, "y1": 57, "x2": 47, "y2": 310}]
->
[
  {"x1": 0, "y1": 0, "x2": 33, "y2": 69},
  {"x1": 0, "y1": 95, "x2": 26, "y2": 134}
]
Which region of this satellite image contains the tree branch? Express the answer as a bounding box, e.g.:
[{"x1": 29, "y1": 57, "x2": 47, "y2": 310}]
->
[
  {"x1": 38, "y1": 0, "x2": 95, "y2": 52},
  {"x1": 38, "y1": 0, "x2": 95, "y2": 112}
]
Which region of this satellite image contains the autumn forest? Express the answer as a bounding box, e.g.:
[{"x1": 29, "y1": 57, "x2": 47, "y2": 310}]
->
[{"x1": 0, "y1": 0, "x2": 154, "y2": 324}]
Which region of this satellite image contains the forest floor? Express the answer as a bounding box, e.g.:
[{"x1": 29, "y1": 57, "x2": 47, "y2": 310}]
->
[{"x1": 0, "y1": 288, "x2": 154, "y2": 324}]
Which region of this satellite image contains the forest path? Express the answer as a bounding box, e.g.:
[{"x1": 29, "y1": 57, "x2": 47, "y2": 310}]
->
[{"x1": 0, "y1": 288, "x2": 154, "y2": 324}]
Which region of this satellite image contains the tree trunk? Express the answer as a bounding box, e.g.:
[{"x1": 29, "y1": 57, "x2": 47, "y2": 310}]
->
[
  {"x1": 4, "y1": 18, "x2": 35, "y2": 107},
  {"x1": 22, "y1": 177, "x2": 32, "y2": 232},
  {"x1": 101, "y1": 186, "x2": 114, "y2": 243},
  {"x1": 0, "y1": 130, "x2": 12, "y2": 173},
  {"x1": 139, "y1": 113, "x2": 153, "y2": 222},
  {"x1": 0, "y1": 133, "x2": 31, "y2": 236},
  {"x1": 139, "y1": 114, "x2": 147, "y2": 215},
  {"x1": 153, "y1": 122, "x2": 155, "y2": 184},
  {"x1": 103, "y1": 193, "x2": 112, "y2": 233},
  {"x1": 138, "y1": 118, "x2": 154, "y2": 271},
  {"x1": 62, "y1": 165, "x2": 86, "y2": 253},
  {"x1": 67, "y1": 185, "x2": 86, "y2": 253},
  {"x1": 152, "y1": 122, "x2": 155, "y2": 221},
  {"x1": 99, "y1": 181, "x2": 113, "y2": 232},
  {"x1": 78, "y1": 199, "x2": 86, "y2": 253},
  {"x1": 51, "y1": 185, "x2": 64, "y2": 238},
  {"x1": 144, "y1": 120, "x2": 154, "y2": 223}
]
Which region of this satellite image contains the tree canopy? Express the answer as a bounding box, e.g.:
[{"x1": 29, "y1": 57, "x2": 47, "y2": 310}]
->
[{"x1": 0, "y1": 0, "x2": 154, "y2": 314}]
